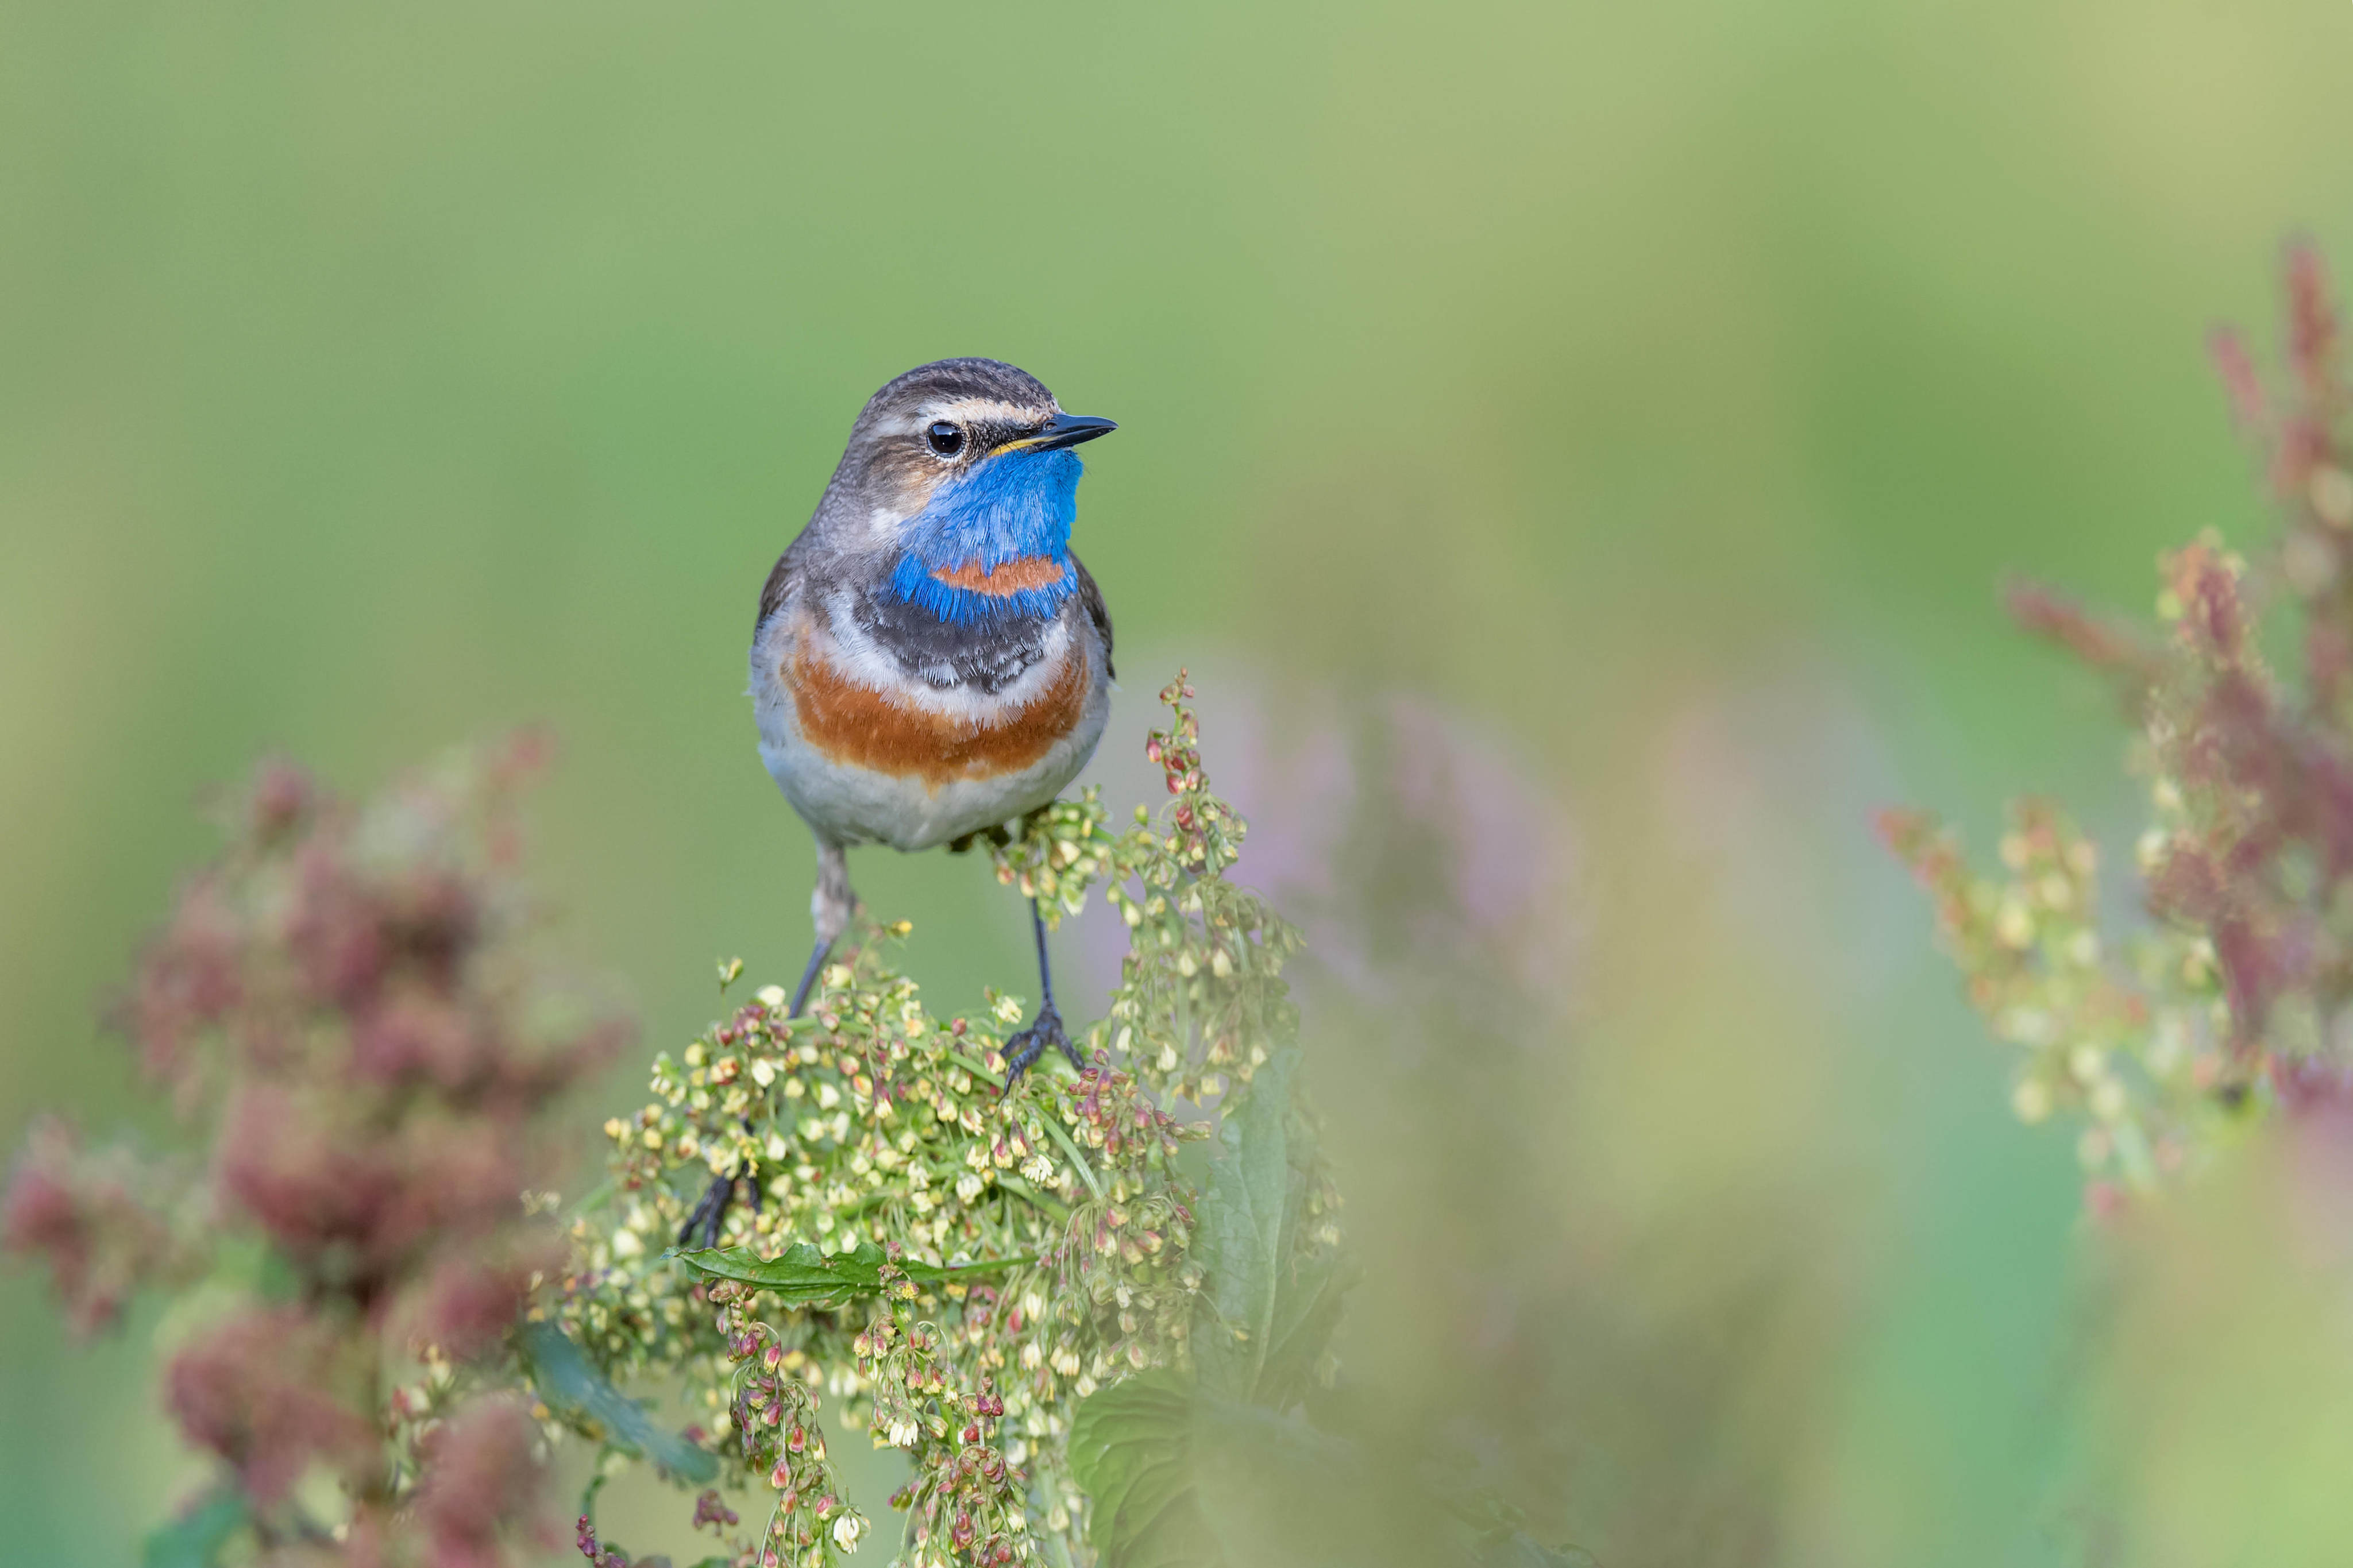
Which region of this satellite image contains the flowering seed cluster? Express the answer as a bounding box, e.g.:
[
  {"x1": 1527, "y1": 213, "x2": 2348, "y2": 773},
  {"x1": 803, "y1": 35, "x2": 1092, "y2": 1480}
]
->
[
  {"x1": 992, "y1": 674, "x2": 1305, "y2": 1106},
  {"x1": 557, "y1": 676, "x2": 1341, "y2": 1567},
  {"x1": 1881, "y1": 798, "x2": 2217, "y2": 1198},
  {"x1": 1886, "y1": 249, "x2": 2353, "y2": 1210},
  {"x1": 712, "y1": 1276, "x2": 869, "y2": 1565},
  {"x1": 859, "y1": 1264, "x2": 1028, "y2": 1567}
]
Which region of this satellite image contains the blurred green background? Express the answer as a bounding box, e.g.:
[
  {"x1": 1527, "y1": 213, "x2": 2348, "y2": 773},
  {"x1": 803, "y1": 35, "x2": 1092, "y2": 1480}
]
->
[{"x1": 9, "y1": 2, "x2": 2353, "y2": 1563}]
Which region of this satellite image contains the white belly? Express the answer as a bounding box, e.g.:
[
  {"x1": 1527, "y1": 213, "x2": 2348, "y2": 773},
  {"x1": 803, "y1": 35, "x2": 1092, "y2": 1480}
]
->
[{"x1": 758, "y1": 711, "x2": 1105, "y2": 850}]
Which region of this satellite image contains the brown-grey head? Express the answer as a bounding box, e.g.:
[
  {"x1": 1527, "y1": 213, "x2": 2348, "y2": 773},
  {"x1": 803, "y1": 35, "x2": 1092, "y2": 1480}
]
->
[{"x1": 812, "y1": 358, "x2": 1117, "y2": 544}]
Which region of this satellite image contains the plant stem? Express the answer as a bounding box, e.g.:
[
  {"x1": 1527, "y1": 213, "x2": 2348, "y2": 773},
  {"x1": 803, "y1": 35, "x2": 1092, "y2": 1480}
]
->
[{"x1": 1041, "y1": 1115, "x2": 1106, "y2": 1200}]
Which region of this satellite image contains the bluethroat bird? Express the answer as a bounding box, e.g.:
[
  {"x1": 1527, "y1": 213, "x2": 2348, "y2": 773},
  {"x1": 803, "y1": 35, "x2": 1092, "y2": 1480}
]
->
[{"x1": 684, "y1": 359, "x2": 1116, "y2": 1244}]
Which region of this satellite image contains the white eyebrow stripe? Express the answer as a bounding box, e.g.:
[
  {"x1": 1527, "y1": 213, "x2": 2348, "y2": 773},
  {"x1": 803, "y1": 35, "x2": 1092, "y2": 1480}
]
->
[
  {"x1": 926, "y1": 397, "x2": 1054, "y2": 427},
  {"x1": 867, "y1": 397, "x2": 1054, "y2": 442}
]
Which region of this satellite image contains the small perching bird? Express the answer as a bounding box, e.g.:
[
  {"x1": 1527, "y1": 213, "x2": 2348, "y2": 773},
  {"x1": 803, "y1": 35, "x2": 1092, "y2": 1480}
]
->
[
  {"x1": 755, "y1": 356, "x2": 1116, "y2": 1049},
  {"x1": 685, "y1": 360, "x2": 1116, "y2": 1245}
]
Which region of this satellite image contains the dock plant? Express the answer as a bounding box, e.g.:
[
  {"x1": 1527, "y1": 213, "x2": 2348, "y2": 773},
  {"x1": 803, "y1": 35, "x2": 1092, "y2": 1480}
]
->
[
  {"x1": 7, "y1": 677, "x2": 1467, "y2": 1568},
  {"x1": 1885, "y1": 246, "x2": 2353, "y2": 1208}
]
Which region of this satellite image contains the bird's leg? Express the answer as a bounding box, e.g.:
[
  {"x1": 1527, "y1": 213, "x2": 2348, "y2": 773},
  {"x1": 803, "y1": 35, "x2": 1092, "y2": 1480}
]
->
[
  {"x1": 681, "y1": 841, "x2": 855, "y2": 1249},
  {"x1": 1001, "y1": 899, "x2": 1086, "y2": 1091},
  {"x1": 789, "y1": 841, "x2": 857, "y2": 1014},
  {"x1": 786, "y1": 940, "x2": 829, "y2": 1019}
]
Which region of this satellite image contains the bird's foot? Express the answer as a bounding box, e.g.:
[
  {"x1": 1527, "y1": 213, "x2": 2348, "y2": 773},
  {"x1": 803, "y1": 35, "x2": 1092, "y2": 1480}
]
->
[
  {"x1": 1000, "y1": 1002, "x2": 1085, "y2": 1092},
  {"x1": 676, "y1": 1165, "x2": 757, "y2": 1251}
]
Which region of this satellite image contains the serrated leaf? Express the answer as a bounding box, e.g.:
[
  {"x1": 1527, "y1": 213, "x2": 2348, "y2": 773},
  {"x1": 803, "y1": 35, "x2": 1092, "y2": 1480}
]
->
[
  {"x1": 1255, "y1": 1248, "x2": 1360, "y2": 1412},
  {"x1": 1068, "y1": 1369, "x2": 1224, "y2": 1568},
  {"x1": 670, "y1": 1239, "x2": 1032, "y2": 1303},
  {"x1": 141, "y1": 1487, "x2": 248, "y2": 1568},
  {"x1": 1193, "y1": 1048, "x2": 1301, "y2": 1402},
  {"x1": 518, "y1": 1321, "x2": 716, "y2": 1484}
]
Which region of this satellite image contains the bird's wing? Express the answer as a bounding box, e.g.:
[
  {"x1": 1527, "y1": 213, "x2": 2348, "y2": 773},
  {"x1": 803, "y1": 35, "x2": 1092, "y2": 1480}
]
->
[
  {"x1": 1071, "y1": 553, "x2": 1115, "y2": 681},
  {"x1": 757, "y1": 538, "x2": 807, "y2": 635}
]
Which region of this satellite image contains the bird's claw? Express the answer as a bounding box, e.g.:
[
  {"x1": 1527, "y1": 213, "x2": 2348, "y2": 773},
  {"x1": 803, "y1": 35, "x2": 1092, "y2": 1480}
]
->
[
  {"x1": 677, "y1": 1175, "x2": 730, "y2": 1250},
  {"x1": 676, "y1": 1165, "x2": 757, "y2": 1250},
  {"x1": 1000, "y1": 1002, "x2": 1084, "y2": 1092}
]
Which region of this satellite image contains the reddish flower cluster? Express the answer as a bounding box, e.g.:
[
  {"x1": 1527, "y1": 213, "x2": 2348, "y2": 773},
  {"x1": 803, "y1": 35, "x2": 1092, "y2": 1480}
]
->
[
  {"x1": 573, "y1": 1515, "x2": 633, "y2": 1567},
  {"x1": 1888, "y1": 246, "x2": 2353, "y2": 1200},
  {"x1": 1061, "y1": 1056, "x2": 1190, "y2": 1176},
  {"x1": 690, "y1": 1489, "x2": 740, "y2": 1534},
  {"x1": 2136, "y1": 539, "x2": 2353, "y2": 1060},
  {"x1": 887, "y1": 1374, "x2": 1024, "y2": 1568},
  {"x1": 412, "y1": 1397, "x2": 553, "y2": 1568},
  {"x1": 705, "y1": 1277, "x2": 864, "y2": 1566},
  {"x1": 3, "y1": 738, "x2": 630, "y2": 1562},
  {"x1": 0, "y1": 1114, "x2": 196, "y2": 1333},
  {"x1": 2037, "y1": 249, "x2": 2353, "y2": 1077},
  {"x1": 1145, "y1": 671, "x2": 1228, "y2": 867},
  {"x1": 166, "y1": 1306, "x2": 377, "y2": 1505},
  {"x1": 570, "y1": 1496, "x2": 730, "y2": 1568},
  {"x1": 861, "y1": 1262, "x2": 1028, "y2": 1568}
]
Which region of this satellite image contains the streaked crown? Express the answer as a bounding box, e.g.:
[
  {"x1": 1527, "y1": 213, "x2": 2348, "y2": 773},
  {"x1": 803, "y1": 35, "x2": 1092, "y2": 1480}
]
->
[{"x1": 828, "y1": 359, "x2": 1111, "y2": 521}]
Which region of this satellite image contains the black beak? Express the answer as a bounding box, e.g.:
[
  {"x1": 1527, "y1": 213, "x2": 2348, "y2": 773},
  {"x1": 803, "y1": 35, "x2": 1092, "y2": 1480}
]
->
[{"x1": 1030, "y1": 412, "x2": 1118, "y2": 451}]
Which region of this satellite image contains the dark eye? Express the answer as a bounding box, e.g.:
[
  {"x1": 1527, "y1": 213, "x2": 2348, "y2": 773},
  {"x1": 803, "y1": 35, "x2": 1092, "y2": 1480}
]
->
[{"x1": 925, "y1": 422, "x2": 965, "y2": 458}]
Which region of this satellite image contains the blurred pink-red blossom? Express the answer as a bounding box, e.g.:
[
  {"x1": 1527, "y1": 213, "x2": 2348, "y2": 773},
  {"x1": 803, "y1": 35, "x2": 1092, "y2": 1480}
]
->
[{"x1": 3, "y1": 736, "x2": 624, "y2": 1563}]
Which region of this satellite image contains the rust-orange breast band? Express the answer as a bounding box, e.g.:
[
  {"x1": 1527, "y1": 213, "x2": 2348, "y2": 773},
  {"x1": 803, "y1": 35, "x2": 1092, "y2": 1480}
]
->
[{"x1": 788, "y1": 640, "x2": 1090, "y2": 789}]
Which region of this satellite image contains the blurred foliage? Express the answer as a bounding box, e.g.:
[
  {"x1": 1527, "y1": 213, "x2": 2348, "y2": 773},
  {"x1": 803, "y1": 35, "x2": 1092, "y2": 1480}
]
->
[
  {"x1": 16, "y1": 2, "x2": 2353, "y2": 1566},
  {"x1": 1884, "y1": 249, "x2": 2353, "y2": 1562}
]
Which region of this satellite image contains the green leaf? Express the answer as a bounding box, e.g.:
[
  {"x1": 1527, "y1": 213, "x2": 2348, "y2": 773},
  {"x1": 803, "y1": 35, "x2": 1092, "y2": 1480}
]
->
[
  {"x1": 670, "y1": 1239, "x2": 1032, "y2": 1304},
  {"x1": 518, "y1": 1320, "x2": 718, "y2": 1484},
  {"x1": 1193, "y1": 1048, "x2": 1303, "y2": 1403},
  {"x1": 1075, "y1": 1372, "x2": 1596, "y2": 1568},
  {"x1": 141, "y1": 1487, "x2": 248, "y2": 1568},
  {"x1": 1254, "y1": 1247, "x2": 1361, "y2": 1413},
  {"x1": 1068, "y1": 1048, "x2": 1368, "y2": 1562},
  {"x1": 1068, "y1": 1369, "x2": 1224, "y2": 1568}
]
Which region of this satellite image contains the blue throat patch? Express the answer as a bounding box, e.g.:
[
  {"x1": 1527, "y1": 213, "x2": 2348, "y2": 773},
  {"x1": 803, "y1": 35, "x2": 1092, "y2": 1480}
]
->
[{"x1": 889, "y1": 447, "x2": 1083, "y2": 624}]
